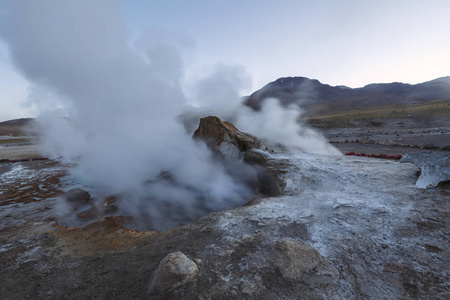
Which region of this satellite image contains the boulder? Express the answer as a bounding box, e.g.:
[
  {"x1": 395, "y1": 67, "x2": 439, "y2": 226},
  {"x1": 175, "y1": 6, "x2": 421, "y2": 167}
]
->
[
  {"x1": 65, "y1": 188, "x2": 91, "y2": 203},
  {"x1": 148, "y1": 251, "x2": 199, "y2": 296},
  {"x1": 193, "y1": 116, "x2": 267, "y2": 161}
]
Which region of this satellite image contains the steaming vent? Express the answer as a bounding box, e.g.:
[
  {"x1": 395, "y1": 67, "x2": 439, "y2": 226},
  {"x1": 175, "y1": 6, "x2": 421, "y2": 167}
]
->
[
  {"x1": 55, "y1": 116, "x2": 279, "y2": 231},
  {"x1": 0, "y1": 1, "x2": 339, "y2": 231}
]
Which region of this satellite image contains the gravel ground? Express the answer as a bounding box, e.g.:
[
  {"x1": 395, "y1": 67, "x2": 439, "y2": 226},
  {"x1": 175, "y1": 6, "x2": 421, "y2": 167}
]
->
[
  {"x1": 0, "y1": 144, "x2": 42, "y2": 160},
  {"x1": 318, "y1": 116, "x2": 450, "y2": 156},
  {"x1": 333, "y1": 143, "x2": 448, "y2": 156}
]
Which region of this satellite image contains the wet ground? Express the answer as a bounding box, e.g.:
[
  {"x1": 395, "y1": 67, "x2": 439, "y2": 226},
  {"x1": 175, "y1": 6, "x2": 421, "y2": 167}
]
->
[{"x1": 0, "y1": 160, "x2": 65, "y2": 230}]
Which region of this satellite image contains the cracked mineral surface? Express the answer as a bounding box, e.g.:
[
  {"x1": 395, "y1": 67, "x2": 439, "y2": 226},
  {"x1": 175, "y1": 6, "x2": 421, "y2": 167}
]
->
[{"x1": 0, "y1": 151, "x2": 449, "y2": 299}]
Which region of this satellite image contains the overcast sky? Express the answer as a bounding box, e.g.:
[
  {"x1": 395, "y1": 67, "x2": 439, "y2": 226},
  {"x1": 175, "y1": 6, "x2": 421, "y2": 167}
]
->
[{"x1": 1, "y1": 0, "x2": 449, "y2": 121}]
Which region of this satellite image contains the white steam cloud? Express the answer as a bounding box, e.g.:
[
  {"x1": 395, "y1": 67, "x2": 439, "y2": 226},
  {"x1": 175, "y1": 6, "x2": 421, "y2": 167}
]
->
[
  {"x1": 187, "y1": 67, "x2": 341, "y2": 155},
  {"x1": 0, "y1": 0, "x2": 339, "y2": 229},
  {"x1": 0, "y1": 0, "x2": 252, "y2": 230},
  {"x1": 235, "y1": 99, "x2": 341, "y2": 155}
]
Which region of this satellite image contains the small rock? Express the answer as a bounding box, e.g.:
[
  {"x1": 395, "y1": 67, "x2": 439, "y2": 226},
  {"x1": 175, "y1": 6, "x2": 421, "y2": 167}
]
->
[
  {"x1": 148, "y1": 251, "x2": 199, "y2": 296},
  {"x1": 240, "y1": 275, "x2": 264, "y2": 296},
  {"x1": 422, "y1": 143, "x2": 438, "y2": 150},
  {"x1": 273, "y1": 239, "x2": 324, "y2": 281},
  {"x1": 65, "y1": 188, "x2": 91, "y2": 203}
]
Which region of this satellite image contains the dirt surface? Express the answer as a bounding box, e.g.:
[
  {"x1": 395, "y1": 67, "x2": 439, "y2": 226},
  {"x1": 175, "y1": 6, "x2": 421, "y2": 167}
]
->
[
  {"x1": 0, "y1": 144, "x2": 42, "y2": 160},
  {"x1": 315, "y1": 116, "x2": 450, "y2": 156}
]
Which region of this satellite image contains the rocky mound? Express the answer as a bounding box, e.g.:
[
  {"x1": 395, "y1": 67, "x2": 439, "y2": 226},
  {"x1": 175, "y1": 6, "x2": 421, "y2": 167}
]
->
[
  {"x1": 193, "y1": 116, "x2": 268, "y2": 162},
  {"x1": 192, "y1": 116, "x2": 284, "y2": 197}
]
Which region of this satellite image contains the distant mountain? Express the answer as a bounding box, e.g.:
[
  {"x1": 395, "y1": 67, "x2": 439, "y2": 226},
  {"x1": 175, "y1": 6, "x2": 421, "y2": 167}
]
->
[
  {"x1": 0, "y1": 118, "x2": 38, "y2": 136},
  {"x1": 0, "y1": 118, "x2": 35, "y2": 127},
  {"x1": 245, "y1": 76, "x2": 450, "y2": 115}
]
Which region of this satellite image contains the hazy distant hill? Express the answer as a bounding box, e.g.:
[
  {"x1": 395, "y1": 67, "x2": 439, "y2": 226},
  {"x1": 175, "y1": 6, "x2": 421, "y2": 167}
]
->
[
  {"x1": 0, "y1": 118, "x2": 38, "y2": 136},
  {"x1": 0, "y1": 118, "x2": 35, "y2": 127},
  {"x1": 245, "y1": 76, "x2": 450, "y2": 117}
]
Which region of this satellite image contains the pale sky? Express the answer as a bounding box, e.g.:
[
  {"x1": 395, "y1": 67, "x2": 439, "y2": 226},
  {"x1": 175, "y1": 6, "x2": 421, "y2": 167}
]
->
[{"x1": 1, "y1": 0, "x2": 450, "y2": 121}]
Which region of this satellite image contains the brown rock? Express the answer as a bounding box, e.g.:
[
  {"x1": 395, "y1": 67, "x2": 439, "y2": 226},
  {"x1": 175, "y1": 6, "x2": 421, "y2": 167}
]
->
[
  {"x1": 273, "y1": 239, "x2": 324, "y2": 281},
  {"x1": 193, "y1": 116, "x2": 267, "y2": 161}
]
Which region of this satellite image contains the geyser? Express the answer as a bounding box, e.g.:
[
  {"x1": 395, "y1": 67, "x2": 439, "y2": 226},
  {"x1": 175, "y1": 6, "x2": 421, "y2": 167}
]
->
[
  {"x1": 0, "y1": 0, "x2": 339, "y2": 230},
  {"x1": 0, "y1": 0, "x2": 255, "y2": 230}
]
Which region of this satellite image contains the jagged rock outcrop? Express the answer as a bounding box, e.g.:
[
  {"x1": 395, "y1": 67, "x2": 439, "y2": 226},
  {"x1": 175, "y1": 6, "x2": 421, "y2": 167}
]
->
[
  {"x1": 400, "y1": 152, "x2": 450, "y2": 188},
  {"x1": 193, "y1": 116, "x2": 267, "y2": 161}
]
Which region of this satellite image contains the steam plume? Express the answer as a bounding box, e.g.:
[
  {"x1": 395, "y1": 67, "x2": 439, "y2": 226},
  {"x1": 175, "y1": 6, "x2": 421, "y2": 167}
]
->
[
  {"x1": 0, "y1": 0, "x2": 251, "y2": 230},
  {"x1": 0, "y1": 0, "x2": 339, "y2": 230},
  {"x1": 187, "y1": 67, "x2": 341, "y2": 155}
]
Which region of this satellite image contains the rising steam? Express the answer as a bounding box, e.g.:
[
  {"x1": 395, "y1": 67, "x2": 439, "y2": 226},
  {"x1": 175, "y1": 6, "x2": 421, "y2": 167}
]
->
[
  {"x1": 0, "y1": 0, "x2": 339, "y2": 230},
  {"x1": 0, "y1": 0, "x2": 254, "y2": 230},
  {"x1": 187, "y1": 66, "x2": 341, "y2": 155},
  {"x1": 234, "y1": 99, "x2": 341, "y2": 155}
]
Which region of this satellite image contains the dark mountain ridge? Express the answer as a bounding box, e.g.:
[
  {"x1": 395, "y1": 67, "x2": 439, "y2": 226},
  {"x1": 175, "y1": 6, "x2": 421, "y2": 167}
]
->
[
  {"x1": 0, "y1": 118, "x2": 38, "y2": 136},
  {"x1": 0, "y1": 118, "x2": 35, "y2": 127},
  {"x1": 245, "y1": 76, "x2": 450, "y2": 113}
]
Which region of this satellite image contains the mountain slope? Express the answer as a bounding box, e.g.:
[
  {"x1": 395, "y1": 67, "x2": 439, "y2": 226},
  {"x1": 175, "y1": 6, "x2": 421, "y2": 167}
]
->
[
  {"x1": 0, "y1": 118, "x2": 37, "y2": 136},
  {"x1": 245, "y1": 76, "x2": 450, "y2": 117}
]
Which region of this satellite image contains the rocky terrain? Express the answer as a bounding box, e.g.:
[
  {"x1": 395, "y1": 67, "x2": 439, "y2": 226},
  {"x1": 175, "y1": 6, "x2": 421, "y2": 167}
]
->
[
  {"x1": 0, "y1": 115, "x2": 449, "y2": 299},
  {"x1": 1, "y1": 76, "x2": 449, "y2": 299}
]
